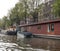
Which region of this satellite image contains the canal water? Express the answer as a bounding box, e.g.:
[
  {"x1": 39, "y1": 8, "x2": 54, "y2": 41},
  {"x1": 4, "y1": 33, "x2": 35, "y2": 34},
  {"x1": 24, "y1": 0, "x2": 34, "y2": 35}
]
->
[{"x1": 0, "y1": 34, "x2": 60, "y2": 51}]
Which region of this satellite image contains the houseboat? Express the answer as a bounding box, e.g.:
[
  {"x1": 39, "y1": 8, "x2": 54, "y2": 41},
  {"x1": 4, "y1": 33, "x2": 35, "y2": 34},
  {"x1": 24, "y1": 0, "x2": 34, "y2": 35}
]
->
[
  {"x1": 18, "y1": 0, "x2": 60, "y2": 39},
  {"x1": 19, "y1": 19, "x2": 60, "y2": 39}
]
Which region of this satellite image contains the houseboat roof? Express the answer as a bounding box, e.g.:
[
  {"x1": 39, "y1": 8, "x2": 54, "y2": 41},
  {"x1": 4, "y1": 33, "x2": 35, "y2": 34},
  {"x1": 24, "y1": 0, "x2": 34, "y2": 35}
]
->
[{"x1": 19, "y1": 19, "x2": 60, "y2": 27}]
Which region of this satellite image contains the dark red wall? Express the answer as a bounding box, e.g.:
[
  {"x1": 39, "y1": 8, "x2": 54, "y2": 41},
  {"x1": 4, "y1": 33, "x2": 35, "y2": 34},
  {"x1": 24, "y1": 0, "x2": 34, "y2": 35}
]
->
[
  {"x1": 27, "y1": 24, "x2": 47, "y2": 35},
  {"x1": 54, "y1": 22, "x2": 60, "y2": 35},
  {"x1": 26, "y1": 22, "x2": 60, "y2": 35}
]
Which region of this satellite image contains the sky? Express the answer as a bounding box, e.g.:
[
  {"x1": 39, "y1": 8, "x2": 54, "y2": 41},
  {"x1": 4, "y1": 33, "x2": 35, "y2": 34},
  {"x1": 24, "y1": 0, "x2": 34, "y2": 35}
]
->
[
  {"x1": 0, "y1": 0, "x2": 19, "y2": 19},
  {"x1": 0, "y1": 0, "x2": 44, "y2": 19}
]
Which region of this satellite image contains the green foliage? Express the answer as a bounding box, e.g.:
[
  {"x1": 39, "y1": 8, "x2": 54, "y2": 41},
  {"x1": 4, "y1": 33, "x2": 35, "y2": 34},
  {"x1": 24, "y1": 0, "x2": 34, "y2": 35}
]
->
[
  {"x1": 53, "y1": 0, "x2": 60, "y2": 16},
  {"x1": 2, "y1": 16, "x2": 11, "y2": 28},
  {"x1": 0, "y1": 19, "x2": 3, "y2": 28},
  {"x1": 9, "y1": 0, "x2": 29, "y2": 25},
  {"x1": 1, "y1": 0, "x2": 41, "y2": 28}
]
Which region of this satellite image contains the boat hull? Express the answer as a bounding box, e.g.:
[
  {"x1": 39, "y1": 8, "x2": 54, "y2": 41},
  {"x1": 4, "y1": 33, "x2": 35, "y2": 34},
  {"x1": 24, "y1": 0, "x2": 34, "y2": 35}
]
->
[{"x1": 17, "y1": 31, "x2": 33, "y2": 39}]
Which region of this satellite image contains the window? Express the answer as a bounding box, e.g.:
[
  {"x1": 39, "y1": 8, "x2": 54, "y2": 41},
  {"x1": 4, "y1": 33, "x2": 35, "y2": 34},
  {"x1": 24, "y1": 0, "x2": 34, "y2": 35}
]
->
[
  {"x1": 48, "y1": 24, "x2": 50, "y2": 32},
  {"x1": 48, "y1": 24, "x2": 54, "y2": 32},
  {"x1": 51, "y1": 24, "x2": 54, "y2": 32}
]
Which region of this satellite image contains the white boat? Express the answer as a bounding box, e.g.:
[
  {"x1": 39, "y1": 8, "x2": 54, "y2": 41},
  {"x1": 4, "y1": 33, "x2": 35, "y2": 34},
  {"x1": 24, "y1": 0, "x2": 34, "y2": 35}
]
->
[
  {"x1": 17, "y1": 31, "x2": 25, "y2": 39},
  {"x1": 17, "y1": 31, "x2": 33, "y2": 39}
]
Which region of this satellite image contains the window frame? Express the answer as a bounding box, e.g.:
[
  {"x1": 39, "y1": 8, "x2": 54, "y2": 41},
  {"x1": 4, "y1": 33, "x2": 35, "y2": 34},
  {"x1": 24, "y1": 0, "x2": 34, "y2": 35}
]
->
[
  {"x1": 51, "y1": 23, "x2": 54, "y2": 32},
  {"x1": 48, "y1": 24, "x2": 50, "y2": 32}
]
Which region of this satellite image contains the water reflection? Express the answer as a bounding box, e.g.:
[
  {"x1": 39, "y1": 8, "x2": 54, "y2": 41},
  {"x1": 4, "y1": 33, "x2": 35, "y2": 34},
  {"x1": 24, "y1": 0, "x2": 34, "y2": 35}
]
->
[
  {"x1": 17, "y1": 37, "x2": 60, "y2": 51},
  {"x1": 0, "y1": 34, "x2": 17, "y2": 43},
  {"x1": 0, "y1": 34, "x2": 60, "y2": 51},
  {"x1": 0, "y1": 35, "x2": 22, "y2": 51},
  {"x1": 21, "y1": 38, "x2": 60, "y2": 51}
]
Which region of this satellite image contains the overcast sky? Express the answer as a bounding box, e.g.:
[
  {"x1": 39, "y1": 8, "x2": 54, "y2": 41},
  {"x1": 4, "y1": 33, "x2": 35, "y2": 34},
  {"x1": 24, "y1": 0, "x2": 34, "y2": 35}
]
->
[
  {"x1": 0, "y1": 0, "x2": 19, "y2": 19},
  {"x1": 0, "y1": 0, "x2": 44, "y2": 19}
]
